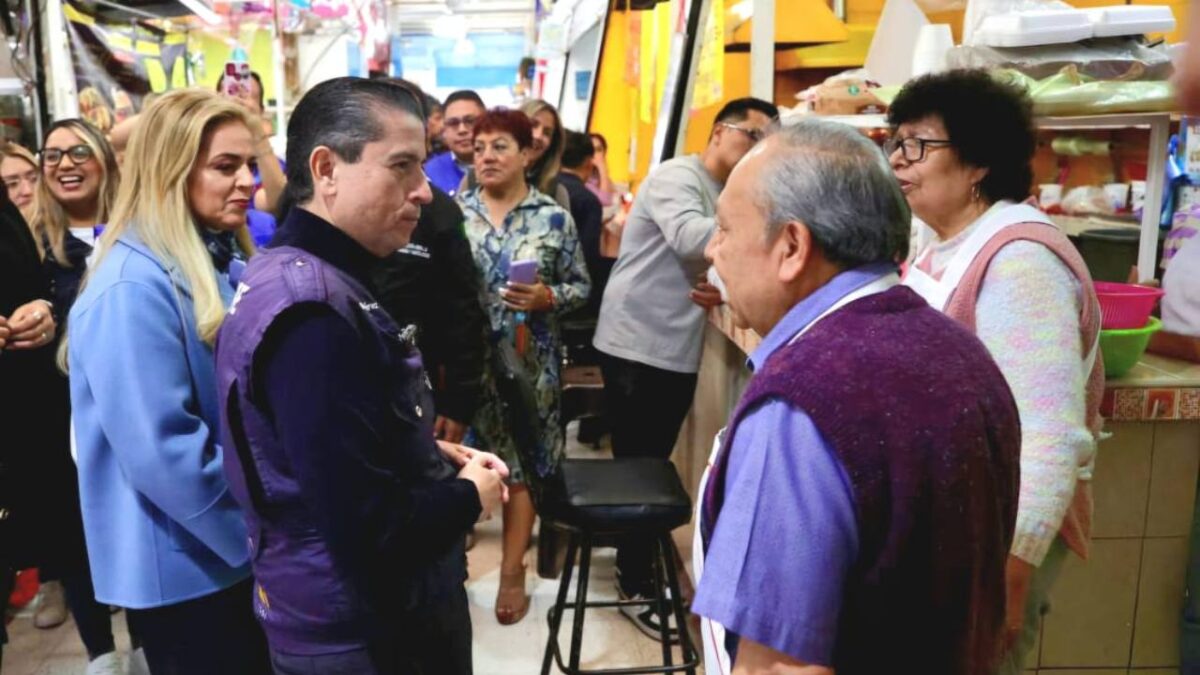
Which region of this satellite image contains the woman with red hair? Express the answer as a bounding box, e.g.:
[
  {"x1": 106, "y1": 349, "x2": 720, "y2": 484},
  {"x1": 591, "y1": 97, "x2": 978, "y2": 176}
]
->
[{"x1": 458, "y1": 108, "x2": 590, "y2": 625}]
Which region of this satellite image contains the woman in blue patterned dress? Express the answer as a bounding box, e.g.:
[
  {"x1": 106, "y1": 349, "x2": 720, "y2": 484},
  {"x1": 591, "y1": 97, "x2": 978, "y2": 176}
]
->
[{"x1": 458, "y1": 108, "x2": 590, "y2": 626}]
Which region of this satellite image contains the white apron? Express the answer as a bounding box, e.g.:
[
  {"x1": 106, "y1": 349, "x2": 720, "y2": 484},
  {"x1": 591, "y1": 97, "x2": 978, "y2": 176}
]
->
[
  {"x1": 902, "y1": 202, "x2": 1100, "y2": 478},
  {"x1": 902, "y1": 202, "x2": 1052, "y2": 312},
  {"x1": 692, "y1": 272, "x2": 899, "y2": 674}
]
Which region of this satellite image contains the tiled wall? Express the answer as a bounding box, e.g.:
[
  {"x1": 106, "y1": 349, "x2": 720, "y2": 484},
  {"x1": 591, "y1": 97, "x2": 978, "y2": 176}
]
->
[{"x1": 1029, "y1": 422, "x2": 1200, "y2": 674}]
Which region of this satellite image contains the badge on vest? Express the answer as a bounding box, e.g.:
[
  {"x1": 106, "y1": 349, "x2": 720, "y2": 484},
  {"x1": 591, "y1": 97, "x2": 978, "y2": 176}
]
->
[
  {"x1": 398, "y1": 243, "x2": 432, "y2": 259},
  {"x1": 398, "y1": 324, "x2": 418, "y2": 348},
  {"x1": 255, "y1": 583, "x2": 271, "y2": 620}
]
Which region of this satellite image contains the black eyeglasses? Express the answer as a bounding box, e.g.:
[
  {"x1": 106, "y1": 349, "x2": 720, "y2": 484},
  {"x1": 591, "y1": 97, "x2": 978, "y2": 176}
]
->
[
  {"x1": 718, "y1": 122, "x2": 766, "y2": 143},
  {"x1": 884, "y1": 136, "x2": 953, "y2": 163},
  {"x1": 42, "y1": 145, "x2": 95, "y2": 167},
  {"x1": 445, "y1": 115, "x2": 479, "y2": 130}
]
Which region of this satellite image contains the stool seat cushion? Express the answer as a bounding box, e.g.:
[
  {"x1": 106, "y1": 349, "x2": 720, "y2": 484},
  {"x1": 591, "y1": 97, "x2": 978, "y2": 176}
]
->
[{"x1": 541, "y1": 458, "x2": 692, "y2": 533}]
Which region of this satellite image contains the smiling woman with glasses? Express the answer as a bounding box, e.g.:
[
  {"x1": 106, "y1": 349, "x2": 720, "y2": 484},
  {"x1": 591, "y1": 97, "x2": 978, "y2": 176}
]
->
[
  {"x1": 41, "y1": 144, "x2": 96, "y2": 167},
  {"x1": 889, "y1": 69, "x2": 1105, "y2": 675},
  {"x1": 30, "y1": 119, "x2": 119, "y2": 273}
]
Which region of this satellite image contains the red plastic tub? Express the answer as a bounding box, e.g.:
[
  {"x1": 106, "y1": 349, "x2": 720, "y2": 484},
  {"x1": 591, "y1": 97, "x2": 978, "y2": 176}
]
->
[{"x1": 1094, "y1": 281, "x2": 1165, "y2": 330}]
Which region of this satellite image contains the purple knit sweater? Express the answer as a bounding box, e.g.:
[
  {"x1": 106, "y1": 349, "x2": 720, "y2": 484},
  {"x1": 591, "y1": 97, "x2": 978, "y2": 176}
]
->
[{"x1": 702, "y1": 285, "x2": 1021, "y2": 674}]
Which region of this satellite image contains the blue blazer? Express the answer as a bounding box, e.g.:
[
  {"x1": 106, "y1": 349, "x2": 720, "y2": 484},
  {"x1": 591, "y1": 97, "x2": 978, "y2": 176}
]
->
[{"x1": 68, "y1": 230, "x2": 251, "y2": 609}]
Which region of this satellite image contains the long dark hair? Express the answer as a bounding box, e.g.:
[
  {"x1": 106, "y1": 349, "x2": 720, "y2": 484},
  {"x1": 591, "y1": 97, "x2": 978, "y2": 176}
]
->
[{"x1": 519, "y1": 99, "x2": 565, "y2": 195}]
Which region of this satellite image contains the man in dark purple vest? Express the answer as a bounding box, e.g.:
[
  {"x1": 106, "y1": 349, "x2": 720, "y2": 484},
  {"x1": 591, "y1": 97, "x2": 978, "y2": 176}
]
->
[
  {"x1": 215, "y1": 77, "x2": 507, "y2": 675},
  {"x1": 691, "y1": 120, "x2": 1021, "y2": 674}
]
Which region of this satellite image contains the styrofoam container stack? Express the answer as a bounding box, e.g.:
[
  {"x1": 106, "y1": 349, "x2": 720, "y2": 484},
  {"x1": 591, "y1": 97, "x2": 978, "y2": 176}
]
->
[
  {"x1": 1085, "y1": 5, "x2": 1176, "y2": 38},
  {"x1": 974, "y1": 10, "x2": 1093, "y2": 48},
  {"x1": 973, "y1": 5, "x2": 1176, "y2": 48}
]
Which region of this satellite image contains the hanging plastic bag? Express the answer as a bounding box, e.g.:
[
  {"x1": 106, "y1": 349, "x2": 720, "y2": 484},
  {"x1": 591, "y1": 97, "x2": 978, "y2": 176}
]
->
[
  {"x1": 997, "y1": 66, "x2": 1175, "y2": 116},
  {"x1": 947, "y1": 37, "x2": 1176, "y2": 82}
]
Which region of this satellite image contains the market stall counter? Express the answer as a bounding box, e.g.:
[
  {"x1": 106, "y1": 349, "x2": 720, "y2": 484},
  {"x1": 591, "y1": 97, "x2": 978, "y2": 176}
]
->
[{"x1": 669, "y1": 304, "x2": 1200, "y2": 673}]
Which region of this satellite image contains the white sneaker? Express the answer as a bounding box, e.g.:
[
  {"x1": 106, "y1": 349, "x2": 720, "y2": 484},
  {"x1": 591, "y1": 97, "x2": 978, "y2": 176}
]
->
[
  {"x1": 85, "y1": 652, "x2": 123, "y2": 675},
  {"x1": 126, "y1": 648, "x2": 151, "y2": 675},
  {"x1": 34, "y1": 581, "x2": 68, "y2": 629},
  {"x1": 615, "y1": 582, "x2": 679, "y2": 643}
]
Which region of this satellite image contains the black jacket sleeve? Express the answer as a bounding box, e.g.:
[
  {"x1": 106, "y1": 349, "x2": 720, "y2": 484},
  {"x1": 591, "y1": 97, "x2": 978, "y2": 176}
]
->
[
  {"x1": 372, "y1": 187, "x2": 487, "y2": 427},
  {"x1": 425, "y1": 207, "x2": 486, "y2": 425},
  {"x1": 0, "y1": 200, "x2": 46, "y2": 317},
  {"x1": 560, "y1": 175, "x2": 610, "y2": 315},
  {"x1": 0, "y1": 199, "x2": 64, "y2": 570}
]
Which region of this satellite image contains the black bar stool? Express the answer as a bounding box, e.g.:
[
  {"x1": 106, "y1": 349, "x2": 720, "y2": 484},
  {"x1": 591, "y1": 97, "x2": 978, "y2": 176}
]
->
[
  {"x1": 492, "y1": 343, "x2": 698, "y2": 675},
  {"x1": 538, "y1": 458, "x2": 697, "y2": 675}
]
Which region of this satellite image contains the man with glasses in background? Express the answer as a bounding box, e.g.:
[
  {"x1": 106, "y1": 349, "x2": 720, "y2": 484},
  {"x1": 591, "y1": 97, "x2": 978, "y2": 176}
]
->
[
  {"x1": 593, "y1": 96, "x2": 777, "y2": 638},
  {"x1": 424, "y1": 90, "x2": 486, "y2": 196}
]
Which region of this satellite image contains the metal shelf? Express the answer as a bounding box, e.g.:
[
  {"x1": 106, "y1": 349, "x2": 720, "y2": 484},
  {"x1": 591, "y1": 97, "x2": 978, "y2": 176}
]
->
[
  {"x1": 1034, "y1": 111, "x2": 1173, "y2": 130},
  {"x1": 1034, "y1": 112, "x2": 1174, "y2": 278},
  {"x1": 781, "y1": 112, "x2": 886, "y2": 128}
]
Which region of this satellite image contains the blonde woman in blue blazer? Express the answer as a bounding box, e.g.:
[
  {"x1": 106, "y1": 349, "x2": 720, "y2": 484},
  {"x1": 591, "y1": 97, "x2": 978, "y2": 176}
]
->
[{"x1": 65, "y1": 89, "x2": 270, "y2": 674}]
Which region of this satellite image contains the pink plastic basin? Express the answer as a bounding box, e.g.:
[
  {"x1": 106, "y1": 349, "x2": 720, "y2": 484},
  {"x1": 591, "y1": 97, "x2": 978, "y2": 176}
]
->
[{"x1": 1094, "y1": 281, "x2": 1165, "y2": 330}]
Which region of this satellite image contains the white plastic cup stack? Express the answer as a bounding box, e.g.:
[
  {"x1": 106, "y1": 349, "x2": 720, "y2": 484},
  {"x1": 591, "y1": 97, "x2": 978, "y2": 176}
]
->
[
  {"x1": 1131, "y1": 180, "x2": 1147, "y2": 214},
  {"x1": 1104, "y1": 183, "x2": 1130, "y2": 212},
  {"x1": 911, "y1": 24, "x2": 955, "y2": 77}
]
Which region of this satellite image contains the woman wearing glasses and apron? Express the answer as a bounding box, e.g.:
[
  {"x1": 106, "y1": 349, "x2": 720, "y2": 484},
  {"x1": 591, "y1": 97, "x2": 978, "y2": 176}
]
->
[{"x1": 887, "y1": 71, "x2": 1105, "y2": 674}]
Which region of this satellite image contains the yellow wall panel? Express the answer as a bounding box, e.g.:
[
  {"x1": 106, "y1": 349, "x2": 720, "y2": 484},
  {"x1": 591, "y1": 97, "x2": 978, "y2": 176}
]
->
[
  {"x1": 639, "y1": 7, "x2": 657, "y2": 123},
  {"x1": 925, "y1": 10, "x2": 965, "y2": 42},
  {"x1": 775, "y1": 24, "x2": 875, "y2": 70},
  {"x1": 589, "y1": 9, "x2": 633, "y2": 184},
  {"x1": 684, "y1": 52, "x2": 751, "y2": 155},
  {"x1": 846, "y1": 0, "x2": 885, "y2": 27},
  {"x1": 590, "y1": 4, "x2": 679, "y2": 189}
]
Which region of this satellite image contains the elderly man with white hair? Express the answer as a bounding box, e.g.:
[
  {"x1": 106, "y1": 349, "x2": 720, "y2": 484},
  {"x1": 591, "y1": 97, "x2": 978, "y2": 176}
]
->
[{"x1": 691, "y1": 120, "x2": 1023, "y2": 675}]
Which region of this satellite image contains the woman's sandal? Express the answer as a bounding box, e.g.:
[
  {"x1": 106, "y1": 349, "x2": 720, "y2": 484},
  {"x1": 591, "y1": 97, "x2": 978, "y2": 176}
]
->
[{"x1": 496, "y1": 568, "x2": 531, "y2": 625}]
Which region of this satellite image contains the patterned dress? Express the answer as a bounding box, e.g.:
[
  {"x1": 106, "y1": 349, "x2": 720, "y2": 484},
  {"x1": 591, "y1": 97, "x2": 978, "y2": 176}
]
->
[{"x1": 459, "y1": 186, "x2": 591, "y2": 484}]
